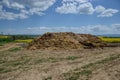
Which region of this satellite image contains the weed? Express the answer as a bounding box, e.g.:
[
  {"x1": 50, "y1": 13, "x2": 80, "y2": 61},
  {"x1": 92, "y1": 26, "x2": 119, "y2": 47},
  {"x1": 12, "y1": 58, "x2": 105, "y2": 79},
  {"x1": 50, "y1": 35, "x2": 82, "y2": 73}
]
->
[
  {"x1": 35, "y1": 57, "x2": 57, "y2": 64},
  {"x1": 8, "y1": 47, "x2": 21, "y2": 52},
  {"x1": 80, "y1": 70, "x2": 92, "y2": 76},
  {"x1": 43, "y1": 77, "x2": 52, "y2": 80},
  {"x1": 48, "y1": 57, "x2": 57, "y2": 62},
  {"x1": 64, "y1": 70, "x2": 92, "y2": 80},
  {"x1": 0, "y1": 43, "x2": 4, "y2": 46},
  {"x1": 82, "y1": 53, "x2": 120, "y2": 69},
  {"x1": 64, "y1": 54, "x2": 120, "y2": 80},
  {"x1": 66, "y1": 56, "x2": 79, "y2": 60},
  {"x1": 0, "y1": 60, "x2": 5, "y2": 64},
  {"x1": 0, "y1": 67, "x2": 12, "y2": 73}
]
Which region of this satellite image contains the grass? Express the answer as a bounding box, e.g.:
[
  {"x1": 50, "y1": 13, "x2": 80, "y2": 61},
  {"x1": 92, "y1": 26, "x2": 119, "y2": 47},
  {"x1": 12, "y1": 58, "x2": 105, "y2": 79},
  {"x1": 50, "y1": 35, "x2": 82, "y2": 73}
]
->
[
  {"x1": 63, "y1": 53, "x2": 120, "y2": 80},
  {"x1": 0, "y1": 55, "x2": 31, "y2": 73},
  {"x1": 34, "y1": 57, "x2": 58, "y2": 64},
  {"x1": 3, "y1": 58, "x2": 30, "y2": 67},
  {"x1": 82, "y1": 53, "x2": 120, "y2": 69},
  {"x1": 15, "y1": 39, "x2": 33, "y2": 43},
  {"x1": 66, "y1": 56, "x2": 79, "y2": 60},
  {"x1": 0, "y1": 67, "x2": 13, "y2": 73},
  {"x1": 8, "y1": 47, "x2": 21, "y2": 52},
  {"x1": 43, "y1": 77, "x2": 52, "y2": 80},
  {"x1": 64, "y1": 70, "x2": 92, "y2": 80},
  {"x1": 0, "y1": 43, "x2": 4, "y2": 46},
  {"x1": 99, "y1": 36, "x2": 120, "y2": 43}
]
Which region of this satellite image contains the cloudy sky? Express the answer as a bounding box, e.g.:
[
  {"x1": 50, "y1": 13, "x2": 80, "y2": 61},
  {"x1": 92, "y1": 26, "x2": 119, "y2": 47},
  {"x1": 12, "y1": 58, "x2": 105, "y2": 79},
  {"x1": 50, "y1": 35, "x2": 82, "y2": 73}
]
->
[{"x1": 0, "y1": 0, "x2": 120, "y2": 34}]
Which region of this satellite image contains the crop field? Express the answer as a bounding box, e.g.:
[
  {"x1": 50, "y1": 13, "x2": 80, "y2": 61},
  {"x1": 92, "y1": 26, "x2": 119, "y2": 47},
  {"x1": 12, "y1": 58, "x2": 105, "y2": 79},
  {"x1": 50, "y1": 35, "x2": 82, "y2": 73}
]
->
[
  {"x1": 15, "y1": 39, "x2": 33, "y2": 43},
  {"x1": 0, "y1": 35, "x2": 33, "y2": 46},
  {"x1": 99, "y1": 37, "x2": 120, "y2": 43},
  {"x1": 0, "y1": 36, "x2": 8, "y2": 39}
]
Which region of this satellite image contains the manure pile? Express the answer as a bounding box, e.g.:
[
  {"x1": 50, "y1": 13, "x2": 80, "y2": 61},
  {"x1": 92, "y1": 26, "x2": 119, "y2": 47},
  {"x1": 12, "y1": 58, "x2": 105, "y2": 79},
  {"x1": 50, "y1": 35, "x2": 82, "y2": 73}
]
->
[{"x1": 27, "y1": 32, "x2": 106, "y2": 50}]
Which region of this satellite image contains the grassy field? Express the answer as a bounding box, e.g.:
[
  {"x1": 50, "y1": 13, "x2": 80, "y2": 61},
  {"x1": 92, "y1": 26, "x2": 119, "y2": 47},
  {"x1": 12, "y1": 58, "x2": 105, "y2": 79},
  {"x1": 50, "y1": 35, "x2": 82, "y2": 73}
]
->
[{"x1": 99, "y1": 36, "x2": 120, "y2": 43}]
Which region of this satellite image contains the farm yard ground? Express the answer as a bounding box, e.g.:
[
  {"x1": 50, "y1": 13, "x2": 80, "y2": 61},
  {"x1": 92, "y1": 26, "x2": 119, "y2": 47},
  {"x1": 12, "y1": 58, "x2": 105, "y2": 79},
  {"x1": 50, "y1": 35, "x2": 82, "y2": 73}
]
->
[{"x1": 0, "y1": 43, "x2": 120, "y2": 80}]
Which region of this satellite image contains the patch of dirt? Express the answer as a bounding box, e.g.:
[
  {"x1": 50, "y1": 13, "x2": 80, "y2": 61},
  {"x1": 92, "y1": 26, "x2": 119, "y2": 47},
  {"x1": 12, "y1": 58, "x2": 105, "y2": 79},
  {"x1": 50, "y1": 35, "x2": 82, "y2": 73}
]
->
[{"x1": 27, "y1": 32, "x2": 106, "y2": 50}]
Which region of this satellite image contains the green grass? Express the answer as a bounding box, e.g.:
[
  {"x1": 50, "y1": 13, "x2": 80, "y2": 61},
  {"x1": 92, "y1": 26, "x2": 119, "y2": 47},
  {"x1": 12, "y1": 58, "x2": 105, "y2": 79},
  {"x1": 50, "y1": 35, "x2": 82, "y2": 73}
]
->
[
  {"x1": 66, "y1": 56, "x2": 79, "y2": 60},
  {"x1": 64, "y1": 70, "x2": 92, "y2": 80},
  {"x1": 34, "y1": 57, "x2": 57, "y2": 64},
  {"x1": 43, "y1": 77, "x2": 52, "y2": 80},
  {"x1": 82, "y1": 53, "x2": 120, "y2": 69},
  {"x1": 0, "y1": 43, "x2": 4, "y2": 46},
  {"x1": 0, "y1": 55, "x2": 31, "y2": 73},
  {"x1": 99, "y1": 36, "x2": 120, "y2": 43},
  {"x1": 0, "y1": 67, "x2": 13, "y2": 73},
  {"x1": 64, "y1": 53, "x2": 120, "y2": 80},
  {"x1": 8, "y1": 47, "x2": 21, "y2": 52},
  {"x1": 15, "y1": 39, "x2": 33, "y2": 43}
]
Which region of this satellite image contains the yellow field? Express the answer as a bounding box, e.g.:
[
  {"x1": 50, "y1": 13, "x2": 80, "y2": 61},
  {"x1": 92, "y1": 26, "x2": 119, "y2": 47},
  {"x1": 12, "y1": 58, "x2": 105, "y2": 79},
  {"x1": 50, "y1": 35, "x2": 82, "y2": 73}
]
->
[
  {"x1": 0, "y1": 36, "x2": 8, "y2": 38},
  {"x1": 15, "y1": 39, "x2": 33, "y2": 43},
  {"x1": 99, "y1": 37, "x2": 120, "y2": 43}
]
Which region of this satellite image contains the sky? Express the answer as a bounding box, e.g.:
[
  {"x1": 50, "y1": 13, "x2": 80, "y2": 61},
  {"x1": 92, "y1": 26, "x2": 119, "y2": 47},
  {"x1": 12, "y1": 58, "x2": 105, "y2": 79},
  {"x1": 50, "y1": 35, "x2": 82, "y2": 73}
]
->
[{"x1": 0, "y1": 0, "x2": 120, "y2": 35}]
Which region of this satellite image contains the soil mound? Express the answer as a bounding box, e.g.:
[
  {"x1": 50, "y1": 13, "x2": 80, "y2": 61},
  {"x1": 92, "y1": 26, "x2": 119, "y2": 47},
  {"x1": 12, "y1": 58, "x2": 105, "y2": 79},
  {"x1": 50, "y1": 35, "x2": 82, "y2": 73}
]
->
[{"x1": 27, "y1": 32, "x2": 106, "y2": 50}]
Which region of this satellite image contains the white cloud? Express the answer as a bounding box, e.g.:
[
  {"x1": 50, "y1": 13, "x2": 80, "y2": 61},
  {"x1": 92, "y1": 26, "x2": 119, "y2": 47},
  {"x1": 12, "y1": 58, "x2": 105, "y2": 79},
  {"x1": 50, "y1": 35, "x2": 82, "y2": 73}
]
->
[
  {"x1": 77, "y1": 2, "x2": 94, "y2": 14},
  {"x1": 63, "y1": 0, "x2": 88, "y2": 3},
  {"x1": 0, "y1": 10, "x2": 28, "y2": 20},
  {"x1": 0, "y1": 0, "x2": 119, "y2": 20},
  {"x1": 95, "y1": 5, "x2": 105, "y2": 13},
  {"x1": 0, "y1": 0, "x2": 56, "y2": 20},
  {"x1": 56, "y1": 0, "x2": 119, "y2": 17},
  {"x1": 111, "y1": 24, "x2": 120, "y2": 30},
  {"x1": 25, "y1": 24, "x2": 120, "y2": 34},
  {"x1": 97, "y1": 9, "x2": 119, "y2": 17},
  {"x1": 11, "y1": 2, "x2": 25, "y2": 9},
  {"x1": 56, "y1": 1, "x2": 94, "y2": 15},
  {"x1": 2, "y1": 24, "x2": 120, "y2": 34},
  {"x1": 56, "y1": 3, "x2": 77, "y2": 14}
]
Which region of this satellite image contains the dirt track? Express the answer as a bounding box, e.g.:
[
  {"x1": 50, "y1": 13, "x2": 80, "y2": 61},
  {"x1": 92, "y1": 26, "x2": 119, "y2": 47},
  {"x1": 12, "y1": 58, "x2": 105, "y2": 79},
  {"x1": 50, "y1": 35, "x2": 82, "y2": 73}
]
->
[{"x1": 0, "y1": 43, "x2": 120, "y2": 80}]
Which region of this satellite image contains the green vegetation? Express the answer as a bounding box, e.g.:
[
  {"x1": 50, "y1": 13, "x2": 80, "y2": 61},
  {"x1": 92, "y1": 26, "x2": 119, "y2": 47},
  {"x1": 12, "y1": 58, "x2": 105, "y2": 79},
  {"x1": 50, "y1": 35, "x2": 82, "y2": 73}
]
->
[
  {"x1": 66, "y1": 56, "x2": 79, "y2": 60},
  {"x1": 99, "y1": 36, "x2": 120, "y2": 43},
  {"x1": 64, "y1": 53, "x2": 120, "y2": 80},
  {"x1": 0, "y1": 67, "x2": 13, "y2": 73},
  {"x1": 0, "y1": 43, "x2": 4, "y2": 46},
  {"x1": 0, "y1": 36, "x2": 8, "y2": 38},
  {"x1": 0, "y1": 36, "x2": 14, "y2": 45},
  {"x1": 0, "y1": 54, "x2": 31, "y2": 73},
  {"x1": 15, "y1": 39, "x2": 33, "y2": 43},
  {"x1": 8, "y1": 47, "x2": 21, "y2": 52},
  {"x1": 0, "y1": 35, "x2": 34, "y2": 45},
  {"x1": 82, "y1": 53, "x2": 120, "y2": 69},
  {"x1": 34, "y1": 57, "x2": 57, "y2": 64},
  {"x1": 64, "y1": 70, "x2": 92, "y2": 80},
  {"x1": 43, "y1": 77, "x2": 52, "y2": 80}
]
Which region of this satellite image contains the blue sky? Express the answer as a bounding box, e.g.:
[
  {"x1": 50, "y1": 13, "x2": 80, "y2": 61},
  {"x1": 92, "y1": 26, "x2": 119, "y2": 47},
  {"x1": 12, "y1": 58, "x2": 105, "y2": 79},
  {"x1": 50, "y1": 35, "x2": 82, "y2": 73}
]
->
[{"x1": 0, "y1": 0, "x2": 120, "y2": 34}]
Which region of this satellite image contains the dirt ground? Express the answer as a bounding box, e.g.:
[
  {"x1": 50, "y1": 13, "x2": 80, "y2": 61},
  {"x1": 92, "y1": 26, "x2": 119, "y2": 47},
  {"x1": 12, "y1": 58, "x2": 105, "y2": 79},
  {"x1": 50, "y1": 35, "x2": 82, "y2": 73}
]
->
[{"x1": 0, "y1": 43, "x2": 120, "y2": 80}]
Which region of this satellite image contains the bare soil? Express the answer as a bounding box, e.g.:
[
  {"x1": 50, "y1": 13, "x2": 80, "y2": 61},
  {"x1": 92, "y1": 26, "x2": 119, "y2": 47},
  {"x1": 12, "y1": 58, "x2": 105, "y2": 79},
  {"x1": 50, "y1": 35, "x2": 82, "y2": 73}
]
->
[{"x1": 0, "y1": 43, "x2": 120, "y2": 80}]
